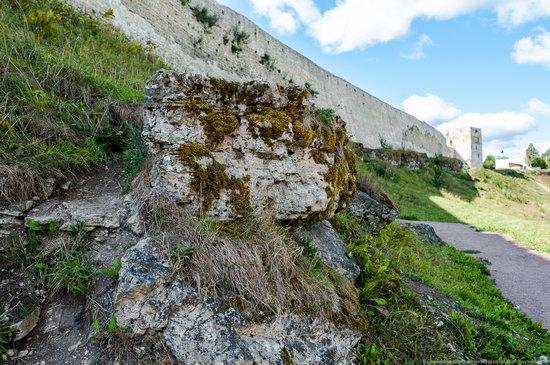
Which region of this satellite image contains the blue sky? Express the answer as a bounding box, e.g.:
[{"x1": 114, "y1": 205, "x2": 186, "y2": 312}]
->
[{"x1": 217, "y1": 0, "x2": 550, "y2": 162}]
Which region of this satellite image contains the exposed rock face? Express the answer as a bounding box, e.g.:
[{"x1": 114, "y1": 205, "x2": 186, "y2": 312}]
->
[
  {"x1": 143, "y1": 70, "x2": 356, "y2": 221},
  {"x1": 296, "y1": 220, "x2": 360, "y2": 281},
  {"x1": 116, "y1": 238, "x2": 361, "y2": 364},
  {"x1": 347, "y1": 187, "x2": 399, "y2": 233},
  {"x1": 400, "y1": 222, "x2": 444, "y2": 245},
  {"x1": 357, "y1": 145, "x2": 465, "y2": 172}
]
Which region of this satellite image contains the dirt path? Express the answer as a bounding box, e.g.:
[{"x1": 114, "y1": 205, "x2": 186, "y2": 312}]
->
[{"x1": 404, "y1": 221, "x2": 550, "y2": 330}]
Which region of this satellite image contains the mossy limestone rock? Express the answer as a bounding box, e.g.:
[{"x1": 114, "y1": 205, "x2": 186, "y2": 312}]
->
[
  {"x1": 143, "y1": 70, "x2": 356, "y2": 220},
  {"x1": 115, "y1": 238, "x2": 361, "y2": 364}
]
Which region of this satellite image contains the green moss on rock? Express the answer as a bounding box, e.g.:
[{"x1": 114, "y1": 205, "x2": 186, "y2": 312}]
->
[
  {"x1": 178, "y1": 143, "x2": 250, "y2": 214},
  {"x1": 280, "y1": 347, "x2": 295, "y2": 365},
  {"x1": 246, "y1": 106, "x2": 292, "y2": 147},
  {"x1": 201, "y1": 111, "x2": 239, "y2": 146},
  {"x1": 169, "y1": 75, "x2": 357, "y2": 220}
]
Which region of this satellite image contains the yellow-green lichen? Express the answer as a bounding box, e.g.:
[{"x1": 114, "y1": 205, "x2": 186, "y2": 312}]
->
[
  {"x1": 182, "y1": 98, "x2": 214, "y2": 115},
  {"x1": 190, "y1": 159, "x2": 228, "y2": 213},
  {"x1": 291, "y1": 118, "x2": 317, "y2": 148},
  {"x1": 310, "y1": 149, "x2": 328, "y2": 165},
  {"x1": 181, "y1": 99, "x2": 239, "y2": 147},
  {"x1": 320, "y1": 127, "x2": 337, "y2": 153},
  {"x1": 210, "y1": 78, "x2": 240, "y2": 103},
  {"x1": 227, "y1": 175, "x2": 251, "y2": 215},
  {"x1": 280, "y1": 347, "x2": 295, "y2": 365},
  {"x1": 201, "y1": 111, "x2": 239, "y2": 146},
  {"x1": 246, "y1": 106, "x2": 292, "y2": 147},
  {"x1": 179, "y1": 143, "x2": 211, "y2": 171},
  {"x1": 178, "y1": 144, "x2": 250, "y2": 215}
]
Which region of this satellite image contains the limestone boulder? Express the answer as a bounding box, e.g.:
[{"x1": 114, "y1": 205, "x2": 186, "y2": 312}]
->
[
  {"x1": 400, "y1": 222, "x2": 444, "y2": 245},
  {"x1": 143, "y1": 70, "x2": 357, "y2": 221},
  {"x1": 115, "y1": 238, "x2": 361, "y2": 364},
  {"x1": 296, "y1": 220, "x2": 360, "y2": 281},
  {"x1": 347, "y1": 183, "x2": 399, "y2": 233}
]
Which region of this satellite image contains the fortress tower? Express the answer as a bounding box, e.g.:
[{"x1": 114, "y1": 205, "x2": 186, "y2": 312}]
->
[{"x1": 446, "y1": 127, "x2": 483, "y2": 168}]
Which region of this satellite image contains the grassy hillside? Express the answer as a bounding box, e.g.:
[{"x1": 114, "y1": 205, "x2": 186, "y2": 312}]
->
[
  {"x1": 358, "y1": 156, "x2": 550, "y2": 253},
  {"x1": 331, "y1": 214, "x2": 550, "y2": 363},
  {"x1": 0, "y1": 0, "x2": 164, "y2": 203}
]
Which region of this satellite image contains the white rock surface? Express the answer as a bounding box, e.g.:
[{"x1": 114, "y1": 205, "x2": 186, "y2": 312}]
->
[
  {"x1": 143, "y1": 70, "x2": 356, "y2": 221},
  {"x1": 116, "y1": 238, "x2": 361, "y2": 364}
]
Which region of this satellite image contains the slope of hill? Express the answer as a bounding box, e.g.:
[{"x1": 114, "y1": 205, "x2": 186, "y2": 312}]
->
[
  {"x1": 358, "y1": 152, "x2": 550, "y2": 253},
  {"x1": 0, "y1": 0, "x2": 164, "y2": 204}
]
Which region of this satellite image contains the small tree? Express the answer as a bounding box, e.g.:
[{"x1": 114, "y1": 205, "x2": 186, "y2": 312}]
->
[
  {"x1": 531, "y1": 157, "x2": 548, "y2": 169},
  {"x1": 525, "y1": 144, "x2": 540, "y2": 167},
  {"x1": 431, "y1": 154, "x2": 445, "y2": 188},
  {"x1": 483, "y1": 155, "x2": 496, "y2": 170}
]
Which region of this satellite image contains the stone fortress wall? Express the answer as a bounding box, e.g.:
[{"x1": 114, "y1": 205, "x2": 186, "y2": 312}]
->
[{"x1": 67, "y1": 0, "x2": 454, "y2": 157}]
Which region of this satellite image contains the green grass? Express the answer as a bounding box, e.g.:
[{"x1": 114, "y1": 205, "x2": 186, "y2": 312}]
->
[
  {"x1": 358, "y1": 158, "x2": 550, "y2": 253},
  {"x1": 331, "y1": 213, "x2": 550, "y2": 363},
  {"x1": 5, "y1": 220, "x2": 97, "y2": 297},
  {"x1": 0, "y1": 0, "x2": 164, "y2": 202}
]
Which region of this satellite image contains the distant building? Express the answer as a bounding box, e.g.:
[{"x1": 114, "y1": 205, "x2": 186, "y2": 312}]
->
[
  {"x1": 509, "y1": 162, "x2": 525, "y2": 171},
  {"x1": 446, "y1": 127, "x2": 483, "y2": 168},
  {"x1": 495, "y1": 150, "x2": 510, "y2": 170}
]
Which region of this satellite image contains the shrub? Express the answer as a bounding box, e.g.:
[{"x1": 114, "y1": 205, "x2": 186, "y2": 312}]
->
[
  {"x1": 317, "y1": 108, "x2": 335, "y2": 126},
  {"x1": 531, "y1": 157, "x2": 547, "y2": 169},
  {"x1": 191, "y1": 6, "x2": 218, "y2": 30},
  {"x1": 431, "y1": 154, "x2": 445, "y2": 188},
  {"x1": 259, "y1": 53, "x2": 276, "y2": 71},
  {"x1": 483, "y1": 155, "x2": 495, "y2": 170},
  {"x1": 28, "y1": 9, "x2": 62, "y2": 39},
  {"x1": 230, "y1": 27, "x2": 249, "y2": 54}
]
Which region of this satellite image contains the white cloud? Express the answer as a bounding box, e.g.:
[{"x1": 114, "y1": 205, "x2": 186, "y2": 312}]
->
[
  {"x1": 247, "y1": 1, "x2": 550, "y2": 53},
  {"x1": 495, "y1": 0, "x2": 550, "y2": 26},
  {"x1": 400, "y1": 34, "x2": 433, "y2": 60},
  {"x1": 437, "y1": 112, "x2": 535, "y2": 141},
  {"x1": 526, "y1": 98, "x2": 550, "y2": 115},
  {"x1": 402, "y1": 93, "x2": 461, "y2": 124},
  {"x1": 307, "y1": 0, "x2": 487, "y2": 53},
  {"x1": 249, "y1": 0, "x2": 320, "y2": 34},
  {"x1": 533, "y1": 141, "x2": 550, "y2": 154},
  {"x1": 512, "y1": 28, "x2": 550, "y2": 67}
]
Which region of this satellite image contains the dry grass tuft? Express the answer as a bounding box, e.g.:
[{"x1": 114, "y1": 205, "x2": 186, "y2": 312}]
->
[
  {"x1": 0, "y1": 164, "x2": 45, "y2": 204},
  {"x1": 141, "y1": 194, "x2": 345, "y2": 319}
]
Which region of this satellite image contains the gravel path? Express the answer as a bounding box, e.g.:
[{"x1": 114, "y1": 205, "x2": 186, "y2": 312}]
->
[{"x1": 404, "y1": 221, "x2": 550, "y2": 330}]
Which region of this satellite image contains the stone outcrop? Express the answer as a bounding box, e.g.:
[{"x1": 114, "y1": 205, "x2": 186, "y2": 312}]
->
[
  {"x1": 347, "y1": 184, "x2": 399, "y2": 234},
  {"x1": 116, "y1": 238, "x2": 361, "y2": 364},
  {"x1": 296, "y1": 220, "x2": 360, "y2": 281},
  {"x1": 400, "y1": 222, "x2": 444, "y2": 245},
  {"x1": 357, "y1": 145, "x2": 465, "y2": 172},
  {"x1": 143, "y1": 70, "x2": 356, "y2": 221}
]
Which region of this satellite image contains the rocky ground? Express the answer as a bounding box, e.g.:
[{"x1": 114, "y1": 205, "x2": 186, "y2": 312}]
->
[{"x1": 0, "y1": 161, "x2": 142, "y2": 364}]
